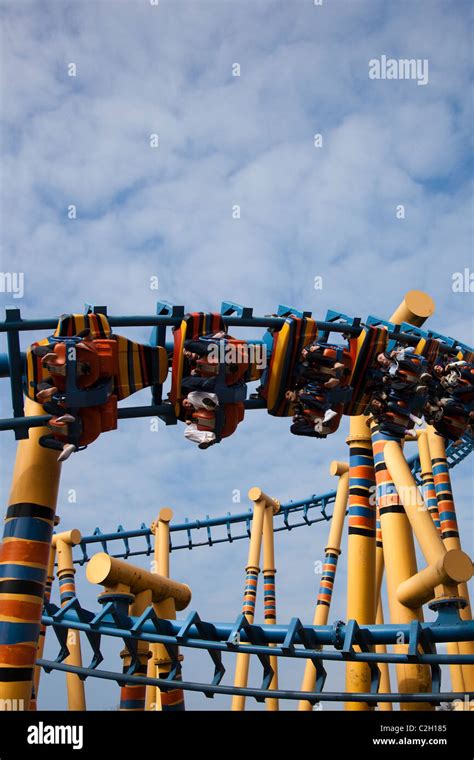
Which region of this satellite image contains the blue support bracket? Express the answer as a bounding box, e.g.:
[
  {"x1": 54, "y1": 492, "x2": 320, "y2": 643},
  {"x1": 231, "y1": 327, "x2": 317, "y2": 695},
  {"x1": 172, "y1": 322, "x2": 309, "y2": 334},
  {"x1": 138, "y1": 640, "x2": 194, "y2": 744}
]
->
[
  {"x1": 184, "y1": 517, "x2": 193, "y2": 550},
  {"x1": 90, "y1": 595, "x2": 132, "y2": 629},
  {"x1": 141, "y1": 523, "x2": 152, "y2": 555},
  {"x1": 93, "y1": 527, "x2": 108, "y2": 555},
  {"x1": 408, "y1": 620, "x2": 441, "y2": 699},
  {"x1": 77, "y1": 540, "x2": 89, "y2": 566},
  {"x1": 6, "y1": 308, "x2": 27, "y2": 439},
  {"x1": 116, "y1": 524, "x2": 130, "y2": 559},
  {"x1": 226, "y1": 614, "x2": 274, "y2": 699},
  {"x1": 220, "y1": 301, "x2": 253, "y2": 319},
  {"x1": 282, "y1": 618, "x2": 326, "y2": 698},
  {"x1": 322, "y1": 310, "x2": 361, "y2": 341},
  {"x1": 342, "y1": 619, "x2": 381, "y2": 694},
  {"x1": 53, "y1": 597, "x2": 103, "y2": 674},
  {"x1": 245, "y1": 512, "x2": 252, "y2": 539},
  {"x1": 205, "y1": 515, "x2": 213, "y2": 546},
  {"x1": 277, "y1": 304, "x2": 312, "y2": 318},
  {"x1": 225, "y1": 513, "x2": 233, "y2": 543},
  {"x1": 84, "y1": 303, "x2": 108, "y2": 317},
  {"x1": 44, "y1": 603, "x2": 71, "y2": 668},
  {"x1": 131, "y1": 605, "x2": 180, "y2": 678},
  {"x1": 177, "y1": 611, "x2": 225, "y2": 695}
]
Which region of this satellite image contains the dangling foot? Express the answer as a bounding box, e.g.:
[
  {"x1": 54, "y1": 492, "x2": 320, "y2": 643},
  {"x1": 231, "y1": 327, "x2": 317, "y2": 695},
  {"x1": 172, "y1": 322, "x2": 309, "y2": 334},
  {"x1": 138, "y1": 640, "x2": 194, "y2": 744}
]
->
[
  {"x1": 37, "y1": 386, "x2": 58, "y2": 403},
  {"x1": 50, "y1": 414, "x2": 76, "y2": 428},
  {"x1": 57, "y1": 443, "x2": 77, "y2": 462},
  {"x1": 323, "y1": 408, "x2": 338, "y2": 423}
]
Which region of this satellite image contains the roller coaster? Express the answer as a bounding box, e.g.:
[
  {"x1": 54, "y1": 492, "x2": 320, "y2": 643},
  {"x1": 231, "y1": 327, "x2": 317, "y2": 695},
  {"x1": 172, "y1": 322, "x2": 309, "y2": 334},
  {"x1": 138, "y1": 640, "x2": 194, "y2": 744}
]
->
[{"x1": 0, "y1": 290, "x2": 473, "y2": 712}]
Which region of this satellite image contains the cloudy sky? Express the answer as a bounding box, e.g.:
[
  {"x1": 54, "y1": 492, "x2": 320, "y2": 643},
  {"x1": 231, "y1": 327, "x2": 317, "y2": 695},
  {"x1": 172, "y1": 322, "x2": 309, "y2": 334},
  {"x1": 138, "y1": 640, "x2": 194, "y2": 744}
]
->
[{"x1": 0, "y1": 0, "x2": 473, "y2": 710}]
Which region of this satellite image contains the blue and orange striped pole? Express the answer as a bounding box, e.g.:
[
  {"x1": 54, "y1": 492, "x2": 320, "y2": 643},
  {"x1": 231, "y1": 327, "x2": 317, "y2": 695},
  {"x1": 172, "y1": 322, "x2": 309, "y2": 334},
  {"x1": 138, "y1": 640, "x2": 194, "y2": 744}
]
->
[
  {"x1": 374, "y1": 506, "x2": 392, "y2": 711},
  {"x1": 232, "y1": 487, "x2": 275, "y2": 711},
  {"x1": 31, "y1": 516, "x2": 59, "y2": 710},
  {"x1": 345, "y1": 291, "x2": 435, "y2": 709},
  {"x1": 417, "y1": 431, "x2": 441, "y2": 533},
  {"x1": 371, "y1": 425, "x2": 433, "y2": 710},
  {"x1": 418, "y1": 429, "x2": 464, "y2": 692},
  {"x1": 299, "y1": 460, "x2": 349, "y2": 710},
  {"x1": 54, "y1": 529, "x2": 86, "y2": 710},
  {"x1": 262, "y1": 497, "x2": 280, "y2": 710},
  {"x1": 345, "y1": 417, "x2": 377, "y2": 710},
  {"x1": 0, "y1": 397, "x2": 61, "y2": 711},
  {"x1": 427, "y1": 426, "x2": 474, "y2": 692}
]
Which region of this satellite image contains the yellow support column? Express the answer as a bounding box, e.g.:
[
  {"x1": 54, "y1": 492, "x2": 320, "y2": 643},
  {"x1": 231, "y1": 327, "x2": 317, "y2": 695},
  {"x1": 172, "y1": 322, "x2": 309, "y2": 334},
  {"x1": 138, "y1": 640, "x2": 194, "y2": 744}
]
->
[
  {"x1": 345, "y1": 416, "x2": 377, "y2": 710},
  {"x1": 374, "y1": 510, "x2": 392, "y2": 711},
  {"x1": 427, "y1": 426, "x2": 474, "y2": 686},
  {"x1": 119, "y1": 590, "x2": 152, "y2": 711},
  {"x1": 375, "y1": 600, "x2": 392, "y2": 711},
  {"x1": 299, "y1": 461, "x2": 348, "y2": 710},
  {"x1": 53, "y1": 529, "x2": 86, "y2": 710},
  {"x1": 262, "y1": 498, "x2": 280, "y2": 711},
  {"x1": 231, "y1": 488, "x2": 275, "y2": 711},
  {"x1": 86, "y1": 553, "x2": 191, "y2": 711},
  {"x1": 0, "y1": 398, "x2": 62, "y2": 710},
  {"x1": 146, "y1": 508, "x2": 185, "y2": 712},
  {"x1": 384, "y1": 440, "x2": 474, "y2": 691},
  {"x1": 345, "y1": 290, "x2": 434, "y2": 711},
  {"x1": 372, "y1": 426, "x2": 433, "y2": 710}
]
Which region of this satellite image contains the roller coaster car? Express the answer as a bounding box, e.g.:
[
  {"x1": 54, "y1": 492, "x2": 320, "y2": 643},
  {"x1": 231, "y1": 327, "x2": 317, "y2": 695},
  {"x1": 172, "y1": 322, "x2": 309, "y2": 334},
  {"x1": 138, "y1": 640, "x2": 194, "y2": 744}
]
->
[
  {"x1": 433, "y1": 401, "x2": 471, "y2": 442},
  {"x1": 25, "y1": 312, "x2": 167, "y2": 459},
  {"x1": 259, "y1": 315, "x2": 318, "y2": 416},
  {"x1": 189, "y1": 402, "x2": 245, "y2": 443},
  {"x1": 384, "y1": 351, "x2": 428, "y2": 391},
  {"x1": 415, "y1": 336, "x2": 441, "y2": 366},
  {"x1": 375, "y1": 395, "x2": 420, "y2": 438},
  {"x1": 344, "y1": 326, "x2": 388, "y2": 416},
  {"x1": 169, "y1": 313, "x2": 250, "y2": 440},
  {"x1": 451, "y1": 363, "x2": 474, "y2": 404}
]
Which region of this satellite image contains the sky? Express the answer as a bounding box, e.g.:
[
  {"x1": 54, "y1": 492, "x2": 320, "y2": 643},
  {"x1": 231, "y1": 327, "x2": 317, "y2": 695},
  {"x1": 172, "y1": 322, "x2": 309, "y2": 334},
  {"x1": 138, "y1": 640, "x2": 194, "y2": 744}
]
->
[{"x1": 0, "y1": 0, "x2": 473, "y2": 711}]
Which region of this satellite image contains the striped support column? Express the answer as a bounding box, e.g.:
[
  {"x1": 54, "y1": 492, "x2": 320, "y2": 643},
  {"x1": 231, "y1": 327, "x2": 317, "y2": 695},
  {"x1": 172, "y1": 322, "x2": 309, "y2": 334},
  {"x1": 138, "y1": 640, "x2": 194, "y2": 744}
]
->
[
  {"x1": 345, "y1": 420, "x2": 377, "y2": 710},
  {"x1": 317, "y1": 551, "x2": 338, "y2": 609},
  {"x1": 418, "y1": 432, "x2": 441, "y2": 532},
  {"x1": 120, "y1": 650, "x2": 148, "y2": 711},
  {"x1": 421, "y1": 472, "x2": 441, "y2": 533},
  {"x1": 371, "y1": 426, "x2": 432, "y2": 710},
  {"x1": 55, "y1": 530, "x2": 86, "y2": 711},
  {"x1": 242, "y1": 568, "x2": 259, "y2": 618},
  {"x1": 120, "y1": 590, "x2": 151, "y2": 711},
  {"x1": 232, "y1": 491, "x2": 266, "y2": 711},
  {"x1": 263, "y1": 571, "x2": 276, "y2": 623},
  {"x1": 427, "y1": 428, "x2": 474, "y2": 691},
  {"x1": 430, "y1": 440, "x2": 460, "y2": 544},
  {"x1": 374, "y1": 508, "x2": 392, "y2": 711},
  {"x1": 152, "y1": 597, "x2": 185, "y2": 712},
  {"x1": 262, "y1": 501, "x2": 279, "y2": 711},
  {"x1": 0, "y1": 399, "x2": 61, "y2": 711},
  {"x1": 419, "y1": 430, "x2": 464, "y2": 690},
  {"x1": 300, "y1": 462, "x2": 348, "y2": 710}
]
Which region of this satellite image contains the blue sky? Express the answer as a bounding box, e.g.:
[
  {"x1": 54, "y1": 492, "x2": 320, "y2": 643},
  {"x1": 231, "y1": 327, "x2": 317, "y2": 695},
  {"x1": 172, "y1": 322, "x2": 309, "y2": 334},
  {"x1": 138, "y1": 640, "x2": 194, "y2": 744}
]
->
[{"x1": 0, "y1": 0, "x2": 473, "y2": 710}]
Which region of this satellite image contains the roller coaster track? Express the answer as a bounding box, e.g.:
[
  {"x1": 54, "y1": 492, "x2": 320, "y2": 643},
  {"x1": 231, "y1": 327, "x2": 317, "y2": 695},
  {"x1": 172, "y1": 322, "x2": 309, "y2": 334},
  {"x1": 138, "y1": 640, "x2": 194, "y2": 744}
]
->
[
  {"x1": 1, "y1": 301, "x2": 473, "y2": 707},
  {"x1": 38, "y1": 597, "x2": 474, "y2": 705}
]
